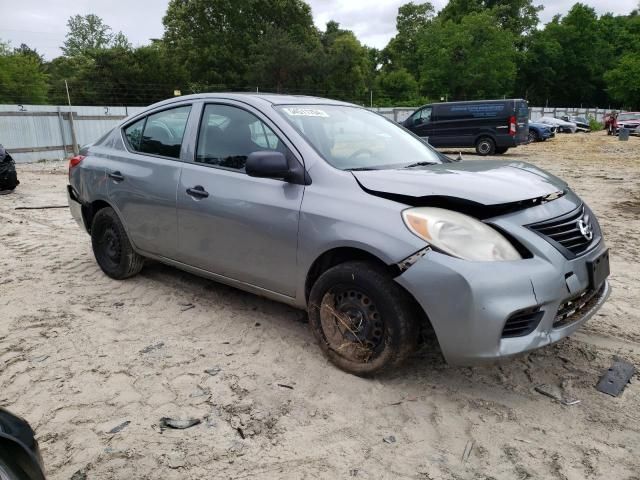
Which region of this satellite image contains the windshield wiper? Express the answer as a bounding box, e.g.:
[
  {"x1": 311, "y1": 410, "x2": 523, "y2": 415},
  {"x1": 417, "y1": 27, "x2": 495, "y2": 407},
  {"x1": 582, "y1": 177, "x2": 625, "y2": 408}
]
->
[{"x1": 402, "y1": 162, "x2": 438, "y2": 169}]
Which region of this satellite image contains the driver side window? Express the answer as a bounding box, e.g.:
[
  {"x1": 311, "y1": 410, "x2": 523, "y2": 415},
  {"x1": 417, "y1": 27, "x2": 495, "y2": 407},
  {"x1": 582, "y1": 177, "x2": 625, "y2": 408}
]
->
[
  {"x1": 418, "y1": 107, "x2": 432, "y2": 122},
  {"x1": 196, "y1": 104, "x2": 284, "y2": 171}
]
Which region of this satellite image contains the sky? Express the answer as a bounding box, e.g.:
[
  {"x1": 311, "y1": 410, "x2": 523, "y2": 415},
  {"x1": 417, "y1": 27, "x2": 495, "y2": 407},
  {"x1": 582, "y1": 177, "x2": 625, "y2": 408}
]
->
[{"x1": 0, "y1": 0, "x2": 638, "y2": 60}]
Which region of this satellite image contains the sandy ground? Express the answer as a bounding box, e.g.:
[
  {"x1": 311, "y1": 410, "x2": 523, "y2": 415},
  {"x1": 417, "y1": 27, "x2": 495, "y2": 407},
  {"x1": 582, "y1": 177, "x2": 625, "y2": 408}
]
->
[{"x1": 1, "y1": 131, "x2": 639, "y2": 480}]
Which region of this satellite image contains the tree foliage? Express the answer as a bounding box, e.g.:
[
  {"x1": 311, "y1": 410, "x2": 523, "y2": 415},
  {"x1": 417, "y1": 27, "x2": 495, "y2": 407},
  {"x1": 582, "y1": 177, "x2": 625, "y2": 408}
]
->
[{"x1": 3, "y1": 2, "x2": 640, "y2": 108}]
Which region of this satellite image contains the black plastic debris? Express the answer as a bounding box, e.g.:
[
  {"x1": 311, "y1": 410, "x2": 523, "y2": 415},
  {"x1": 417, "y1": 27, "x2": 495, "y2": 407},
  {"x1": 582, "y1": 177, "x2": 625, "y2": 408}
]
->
[
  {"x1": 108, "y1": 421, "x2": 130, "y2": 434},
  {"x1": 159, "y1": 417, "x2": 201, "y2": 431},
  {"x1": 0, "y1": 144, "x2": 19, "y2": 193},
  {"x1": 596, "y1": 359, "x2": 635, "y2": 397},
  {"x1": 383, "y1": 435, "x2": 396, "y2": 444}
]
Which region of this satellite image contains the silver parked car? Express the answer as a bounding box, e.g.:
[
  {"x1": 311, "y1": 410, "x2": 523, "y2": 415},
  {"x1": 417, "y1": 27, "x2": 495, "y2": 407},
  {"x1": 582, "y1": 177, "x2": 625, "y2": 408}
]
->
[{"x1": 68, "y1": 94, "x2": 610, "y2": 375}]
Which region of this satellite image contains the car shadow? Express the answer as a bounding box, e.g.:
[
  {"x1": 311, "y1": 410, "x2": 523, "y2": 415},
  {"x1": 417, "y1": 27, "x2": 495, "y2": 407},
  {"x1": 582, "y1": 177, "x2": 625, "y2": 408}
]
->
[{"x1": 137, "y1": 260, "x2": 606, "y2": 400}]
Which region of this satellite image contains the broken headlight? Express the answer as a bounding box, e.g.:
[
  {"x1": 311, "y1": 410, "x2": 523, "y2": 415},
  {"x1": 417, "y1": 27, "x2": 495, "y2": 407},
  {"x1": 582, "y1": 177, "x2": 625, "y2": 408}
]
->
[{"x1": 402, "y1": 207, "x2": 522, "y2": 262}]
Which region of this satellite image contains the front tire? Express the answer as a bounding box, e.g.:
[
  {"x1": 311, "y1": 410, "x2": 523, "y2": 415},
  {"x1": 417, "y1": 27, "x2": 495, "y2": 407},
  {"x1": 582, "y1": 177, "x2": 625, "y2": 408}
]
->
[
  {"x1": 91, "y1": 207, "x2": 144, "y2": 279},
  {"x1": 308, "y1": 261, "x2": 419, "y2": 376},
  {"x1": 528, "y1": 130, "x2": 539, "y2": 143},
  {"x1": 475, "y1": 137, "x2": 495, "y2": 156}
]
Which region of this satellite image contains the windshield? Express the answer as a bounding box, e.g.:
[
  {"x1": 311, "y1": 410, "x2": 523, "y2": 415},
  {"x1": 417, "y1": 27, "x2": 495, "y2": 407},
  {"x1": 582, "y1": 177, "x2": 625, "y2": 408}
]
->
[
  {"x1": 276, "y1": 105, "x2": 443, "y2": 170},
  {"x1": 618, "y1": 113, "x2": 640, "y2": 121}
]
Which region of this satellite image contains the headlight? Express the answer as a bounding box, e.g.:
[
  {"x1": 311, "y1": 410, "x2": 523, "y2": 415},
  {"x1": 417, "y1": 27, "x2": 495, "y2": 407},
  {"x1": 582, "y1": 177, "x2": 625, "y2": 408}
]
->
[{"x1": 402, "y1": 207, "x2": 522, "y2": 261}]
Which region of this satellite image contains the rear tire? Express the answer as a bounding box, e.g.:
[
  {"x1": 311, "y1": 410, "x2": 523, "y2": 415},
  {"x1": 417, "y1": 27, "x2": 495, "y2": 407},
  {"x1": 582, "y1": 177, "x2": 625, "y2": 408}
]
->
[
  {"x1": 495, "y1": 147, "x2": 509, "y2": 154},
  {"x1": 308, "y1": 261, "x2": 419, "y2": 376},
  {"x1": 528, "y1": 130, "x2": 539, "y2": 143},
  {"x1": 91, "y1": 207, "x2": 144, "y2": 279},
  {"x1": 475, "y1": 137, "x2": 495, "y2": 156}
]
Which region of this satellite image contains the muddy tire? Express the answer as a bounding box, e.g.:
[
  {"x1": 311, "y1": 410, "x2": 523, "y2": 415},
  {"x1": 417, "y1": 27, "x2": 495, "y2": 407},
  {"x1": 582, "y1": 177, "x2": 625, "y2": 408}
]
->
[
  {"x1": 308, "y1": 261, "x2": 419, "y2": 376},
  {"x1": 475, "y1": 136, "x2": 495, "y2": 156},
  {"x1": 91, "y1": 207, "x2": 144, "y2": 279}
]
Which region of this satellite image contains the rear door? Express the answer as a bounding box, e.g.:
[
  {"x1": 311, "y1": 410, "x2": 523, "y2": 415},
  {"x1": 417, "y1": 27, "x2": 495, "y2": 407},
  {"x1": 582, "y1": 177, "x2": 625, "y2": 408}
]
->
[
  {"x1": 105, "y1": 104, "x2": 191, "y2": 258},
  {"x1": 176, "y1": 101, "x2": 304, "y2": 297}
]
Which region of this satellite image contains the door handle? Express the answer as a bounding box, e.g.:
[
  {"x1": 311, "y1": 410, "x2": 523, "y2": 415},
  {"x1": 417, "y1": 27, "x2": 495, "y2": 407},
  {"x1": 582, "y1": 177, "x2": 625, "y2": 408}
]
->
[
  {"x1": 186, "y1": 185, "x2": 209, "y2": 199},
  {"x1": 108, "y1": 171, "x2": 124, "y2": 181}
]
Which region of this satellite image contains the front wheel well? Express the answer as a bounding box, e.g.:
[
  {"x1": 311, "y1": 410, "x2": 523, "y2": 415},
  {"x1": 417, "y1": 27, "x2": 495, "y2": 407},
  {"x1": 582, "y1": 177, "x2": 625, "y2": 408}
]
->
[
  {"x1": 304, "y1": 248, "x2": 398, "y2": 303},
  {"x1": 304, "y1": 247, "x2": 435, "y2": 348}
]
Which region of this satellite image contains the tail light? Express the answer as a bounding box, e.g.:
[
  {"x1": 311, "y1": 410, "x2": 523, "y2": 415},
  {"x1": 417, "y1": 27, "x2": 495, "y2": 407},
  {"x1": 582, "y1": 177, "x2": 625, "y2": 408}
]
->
[
  {"x1": 68, "y1": 154, "x2": 85, "y2": 179},
  {"x1": 509, "y1": 116, "x2": 517, "y2": 136}
]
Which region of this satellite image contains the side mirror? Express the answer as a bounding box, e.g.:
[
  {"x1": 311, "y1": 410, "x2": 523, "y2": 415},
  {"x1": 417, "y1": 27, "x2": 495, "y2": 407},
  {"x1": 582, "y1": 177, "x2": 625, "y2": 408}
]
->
[{"x1": 246, "y1": 151, "x2": 291, "y2": 180}]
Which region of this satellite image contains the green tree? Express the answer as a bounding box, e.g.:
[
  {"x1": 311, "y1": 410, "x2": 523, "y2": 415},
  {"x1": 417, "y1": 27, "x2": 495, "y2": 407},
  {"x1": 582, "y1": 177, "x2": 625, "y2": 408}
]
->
[
  {"x1": 62, "y1": 14, "x2": 114, "y2": 57},
  {"x1": 374, "y1": 68, "x2": 419, "y2": 105},
  {"x1": 323, "y1": 28, "x2": 370, "y2": 101},
  {"x1": 163, "y1": 0, "x2": 318, "y2": 87},
  {"x1": 0, "y1": 41, "x2": 48, "y2": 103},
  {"x1": 417, "y1": 12, "x2": 518, "y2": 99},
  {"x1": 439, "y1": 0, "x2": 542, "y2": 37},
  {"x1": 605, "y1": 53, "x2": 640, "y2": 109},
  {"x1": 383, "y1": 2, "x2": 435, "y2": 78},
  {"x1": 519, "y1": 4, "x2": 613, "y2": 106}
]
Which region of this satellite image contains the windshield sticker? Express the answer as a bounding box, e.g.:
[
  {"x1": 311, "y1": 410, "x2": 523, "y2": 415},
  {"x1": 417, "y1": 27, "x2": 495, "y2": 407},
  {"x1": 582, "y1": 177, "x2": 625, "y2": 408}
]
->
[{"x1": 282, "y1": 107, "x2": 329, "y2": 118}]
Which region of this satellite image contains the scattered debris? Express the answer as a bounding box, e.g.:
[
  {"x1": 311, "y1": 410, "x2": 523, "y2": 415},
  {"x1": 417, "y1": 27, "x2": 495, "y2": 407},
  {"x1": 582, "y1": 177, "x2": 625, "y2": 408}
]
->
[
  {"x1": 70, "y1": 468, "x2": 88, "y2": 480},
  {"x1": 596, "y1": 358, "x2": 635, "y2": 397},
  {"x1": 113, "y1": 302, "x2": 124, "y2": 307},
  {"x1": 32, "y1": 355, "x2": 49, "y2": 363},
  {"x1": 461, "y1": 440, "x2": 474, "y2": 462},
  {"x1": 14, "y1": 205, "x2": 67, "y2": 210},
  {"x1": 236, "y1": 427, "x2": 246, "y2": 439},
  {"x1": 204, "y1": 367, "x2": 222, "y2": 376},
  {"x1": 255, "y1": 322, "x2": 261, "y2": 327},
  {"x1": 180, "y1": 303, "x2": 195, "y2": 312},
  {"x1": 159, "y1": 417, "x2": 201, "y2": 431},
  {"x1": 277, "y1": 383, "x2": 294, "y2": 390},
  {"x1": 107, "y1": 421, "x2": 130, "y2": 434},
  {"x1": 534, "y1": 384, "x2": 581, "y2": 406},
  {"x1": 383, "y1": 435, "x2": 396, "y2": 444},
  {"x1": 139, "y1": 342, "x2": 164, "y2": 354}
]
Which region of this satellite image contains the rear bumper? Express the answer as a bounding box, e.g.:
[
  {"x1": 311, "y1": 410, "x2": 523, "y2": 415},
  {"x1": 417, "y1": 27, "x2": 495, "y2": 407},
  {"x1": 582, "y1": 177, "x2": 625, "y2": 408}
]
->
[
  {"x1": 395, "y1": 201, "x2": 610, "y2": 366},
  {"x1": 67, "y1": 184, "x2": 88, "y2": 232}
]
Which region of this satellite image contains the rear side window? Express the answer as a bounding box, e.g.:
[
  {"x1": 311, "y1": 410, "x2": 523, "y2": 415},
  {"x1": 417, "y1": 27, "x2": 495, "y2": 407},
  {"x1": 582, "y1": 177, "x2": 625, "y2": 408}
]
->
[
  {"x1": 140, "y1": 106, "x2": 191, "y2": 159},
  {"x1": 124, "y1": 118, "x2": 145, "y2": 151}
]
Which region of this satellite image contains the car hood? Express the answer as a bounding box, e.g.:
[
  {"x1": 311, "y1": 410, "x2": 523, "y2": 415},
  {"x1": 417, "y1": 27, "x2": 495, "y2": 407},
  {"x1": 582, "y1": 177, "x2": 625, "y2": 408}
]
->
[{"x1": 352, "y1": 160, "x2": 567, "y2": 206}]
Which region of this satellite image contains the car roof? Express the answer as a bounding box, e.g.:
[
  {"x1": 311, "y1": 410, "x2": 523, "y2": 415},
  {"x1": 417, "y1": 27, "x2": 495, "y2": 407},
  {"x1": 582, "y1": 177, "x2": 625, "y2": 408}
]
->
[{"x1": 144, "y1": 92, "x2": 356, "y2": 111}]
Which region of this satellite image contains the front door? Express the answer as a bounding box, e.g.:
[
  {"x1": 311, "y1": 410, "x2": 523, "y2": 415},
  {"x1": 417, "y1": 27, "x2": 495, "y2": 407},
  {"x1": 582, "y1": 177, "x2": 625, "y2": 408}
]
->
[
  {"x1": 105, "y1": 104, "x2": 192, "y2": 258},
  {"x1": 176, "y1": 103, "x2": 304, "y2": 297}
]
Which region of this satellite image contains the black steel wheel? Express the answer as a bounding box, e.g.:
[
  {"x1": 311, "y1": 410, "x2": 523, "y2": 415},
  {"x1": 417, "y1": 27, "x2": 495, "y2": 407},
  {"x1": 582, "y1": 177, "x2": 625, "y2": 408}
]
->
[
  {"x1": 91, "y1": 207, "x2": 144, "y2": 279},
  {"x1": 308, "y1": 261, "x2": 419, "y2": 375}
]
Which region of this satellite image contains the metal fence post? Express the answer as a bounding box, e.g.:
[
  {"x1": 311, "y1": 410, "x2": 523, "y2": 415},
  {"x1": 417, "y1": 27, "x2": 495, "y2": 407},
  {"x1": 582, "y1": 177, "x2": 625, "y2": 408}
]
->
[
  {"x1": 68, "y1": 111, "x2": 79, "y2": 155},
  {"x1": 57, "y1": 106, "x2": 68, "y2": 155}
]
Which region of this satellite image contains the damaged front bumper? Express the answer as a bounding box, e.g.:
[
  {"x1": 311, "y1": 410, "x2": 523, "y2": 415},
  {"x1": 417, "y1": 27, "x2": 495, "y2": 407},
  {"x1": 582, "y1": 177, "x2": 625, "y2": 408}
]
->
[{"x1": 394, "y1": 198, "x2": 611, "y2": 366}]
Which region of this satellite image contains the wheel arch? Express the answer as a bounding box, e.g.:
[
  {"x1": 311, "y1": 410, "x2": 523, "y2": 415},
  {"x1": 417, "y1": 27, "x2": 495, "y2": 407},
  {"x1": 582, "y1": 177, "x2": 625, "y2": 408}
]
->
[{"x1": 82, "y1": 199, "x2": 113, "y2": 233}]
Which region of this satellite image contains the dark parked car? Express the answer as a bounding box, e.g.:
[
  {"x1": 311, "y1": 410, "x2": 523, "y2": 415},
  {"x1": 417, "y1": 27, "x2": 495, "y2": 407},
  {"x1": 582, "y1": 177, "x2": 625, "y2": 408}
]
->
[
  {"x1": 528, "y1": 122, "x2": 555, "y2": 142},
  {"x1": 402, "y1": 99, "x2": 529, "y2": 156}
]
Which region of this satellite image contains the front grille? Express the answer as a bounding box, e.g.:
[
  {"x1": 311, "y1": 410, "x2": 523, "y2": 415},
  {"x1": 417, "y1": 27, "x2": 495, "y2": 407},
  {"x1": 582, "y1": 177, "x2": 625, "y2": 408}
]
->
[
  {"x1": 528, "y1": 205, "x2": 595, "y2": 257},
  {"x1": 554, "y1": 283, "x2": 607, "y2": 329},
  {"x1": 502, "y1": 307, "x2": 544, "y2": 338}
]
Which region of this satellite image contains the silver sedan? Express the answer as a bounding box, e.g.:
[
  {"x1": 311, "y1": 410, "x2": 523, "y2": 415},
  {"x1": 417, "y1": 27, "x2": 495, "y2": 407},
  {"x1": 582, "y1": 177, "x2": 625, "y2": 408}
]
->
[{"x1": 68, "y1": 94, "x2": 610, "y2": 375}]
